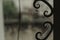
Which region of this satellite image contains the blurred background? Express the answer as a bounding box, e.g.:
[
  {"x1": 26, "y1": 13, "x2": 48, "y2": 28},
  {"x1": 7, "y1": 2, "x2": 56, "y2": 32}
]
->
[{"x1": 3, "y1": 0, "x2": 53, "y2": 40}]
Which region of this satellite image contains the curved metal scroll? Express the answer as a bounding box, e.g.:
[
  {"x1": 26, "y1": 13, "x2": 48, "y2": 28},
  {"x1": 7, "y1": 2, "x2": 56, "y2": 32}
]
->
[
  {"x1": 33, "y1": 0, "x2": 53, "y2": 17},
  {"x1": 35, "y1": 21, "x2": 53, "y2": 40},
  {"x1": 33, "y1": 0, "x2": 53, "y2": 40}
]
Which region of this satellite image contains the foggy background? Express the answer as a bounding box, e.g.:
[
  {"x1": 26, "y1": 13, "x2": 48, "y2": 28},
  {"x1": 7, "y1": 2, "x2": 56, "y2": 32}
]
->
[{"x1": 2, "y1": 0, "x2": 54, "y2": 40}]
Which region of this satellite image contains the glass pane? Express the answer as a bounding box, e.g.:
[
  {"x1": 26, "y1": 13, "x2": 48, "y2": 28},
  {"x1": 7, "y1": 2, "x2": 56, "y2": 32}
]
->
[{"x1": 19, "y1": 0, "x2": 54, "y2": 40}]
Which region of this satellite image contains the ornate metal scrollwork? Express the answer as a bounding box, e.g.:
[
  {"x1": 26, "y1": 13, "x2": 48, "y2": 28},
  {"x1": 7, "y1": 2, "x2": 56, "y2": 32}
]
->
[
  {"x1": 35, "y1": 21, "x2": 53, "y2": 40},
  {"x1": 33, "y1": 0, "x2": 53, "y2": 17},
  {"x1": 33, "y1": 0, "x2": 53, "y2": 40}
]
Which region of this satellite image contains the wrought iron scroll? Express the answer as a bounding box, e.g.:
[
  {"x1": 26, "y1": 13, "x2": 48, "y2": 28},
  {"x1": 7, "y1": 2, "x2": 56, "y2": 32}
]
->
[
  {"x1": 33, "y1": 0, "x2": 53, "y2": 17},
  {"x1": 35, "y1": 21, "x2": 53, "y2": 40},
  {"x1": 33, "y1": 0, "x2": 53, "y2": 40}
]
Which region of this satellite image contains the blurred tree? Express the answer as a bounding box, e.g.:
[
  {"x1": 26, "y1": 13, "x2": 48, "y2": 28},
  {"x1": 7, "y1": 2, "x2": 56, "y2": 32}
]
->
[{"x1": 3, "y1": 0, "x2": 18, "y2": 19}]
